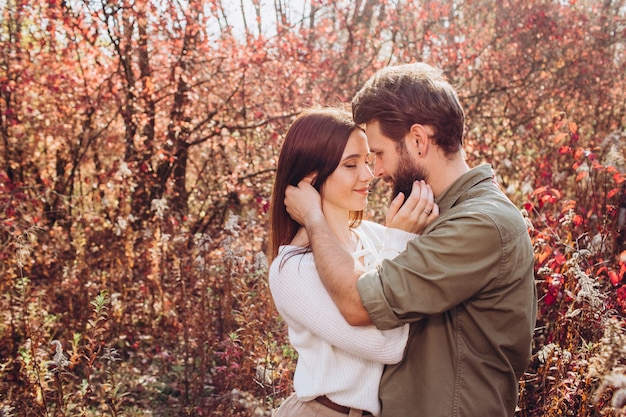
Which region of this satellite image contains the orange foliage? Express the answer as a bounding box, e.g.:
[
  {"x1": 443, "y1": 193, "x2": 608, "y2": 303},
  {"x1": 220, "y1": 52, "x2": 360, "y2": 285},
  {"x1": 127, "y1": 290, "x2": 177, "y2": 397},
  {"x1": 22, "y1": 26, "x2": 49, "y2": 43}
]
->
[{"x1": 1, "y1": 0, "x2": 625, "y2": 416}]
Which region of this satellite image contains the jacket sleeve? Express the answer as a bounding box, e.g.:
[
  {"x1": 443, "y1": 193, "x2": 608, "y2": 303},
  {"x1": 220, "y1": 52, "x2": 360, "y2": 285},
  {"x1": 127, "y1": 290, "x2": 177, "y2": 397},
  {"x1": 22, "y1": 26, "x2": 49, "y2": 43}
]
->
[{"x1": 358, "y1": 213, "x2": 503, "y2": 329}]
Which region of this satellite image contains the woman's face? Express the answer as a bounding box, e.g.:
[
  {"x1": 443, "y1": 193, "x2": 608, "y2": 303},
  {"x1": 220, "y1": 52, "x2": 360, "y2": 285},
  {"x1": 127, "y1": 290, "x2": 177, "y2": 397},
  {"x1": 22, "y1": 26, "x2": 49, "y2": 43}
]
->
[{"x1": 320, "y1": 129, "x2": 374, "y2": 213}]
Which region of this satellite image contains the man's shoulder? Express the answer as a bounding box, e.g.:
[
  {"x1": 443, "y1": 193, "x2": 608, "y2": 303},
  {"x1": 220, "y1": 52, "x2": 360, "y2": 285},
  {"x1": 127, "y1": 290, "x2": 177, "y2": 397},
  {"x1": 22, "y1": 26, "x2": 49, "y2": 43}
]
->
[{"x1": 442, "y1": 184, "x2": 528, "y2": 242}]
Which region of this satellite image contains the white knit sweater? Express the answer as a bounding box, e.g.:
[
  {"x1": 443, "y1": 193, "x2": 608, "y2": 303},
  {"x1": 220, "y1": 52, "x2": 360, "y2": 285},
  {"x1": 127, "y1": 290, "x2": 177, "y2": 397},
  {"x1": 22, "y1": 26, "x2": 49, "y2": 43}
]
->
[{"x1": 269, "y1": 220, "x2": 415, "y2": 416}]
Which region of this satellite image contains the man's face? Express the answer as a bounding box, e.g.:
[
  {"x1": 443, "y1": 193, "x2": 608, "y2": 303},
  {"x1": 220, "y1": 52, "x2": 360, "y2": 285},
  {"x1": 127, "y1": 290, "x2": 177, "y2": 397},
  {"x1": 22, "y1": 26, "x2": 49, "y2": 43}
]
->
[
  {"x1": 365, "y1": 120, "x2": 399, "y2": 181},
  {"x1": 365, "y1": 120, "x2": 426, "y2": 201},
  {"x1": 391, "y1": 150, "x2": 427, "y2": 203}
]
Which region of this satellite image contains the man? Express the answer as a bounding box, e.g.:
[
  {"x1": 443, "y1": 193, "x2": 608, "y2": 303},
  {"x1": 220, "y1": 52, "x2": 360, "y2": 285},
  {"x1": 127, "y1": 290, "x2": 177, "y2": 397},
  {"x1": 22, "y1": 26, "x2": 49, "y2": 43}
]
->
[{"x1": 284, "y1": 63, "x2": 537, "y2": 417}]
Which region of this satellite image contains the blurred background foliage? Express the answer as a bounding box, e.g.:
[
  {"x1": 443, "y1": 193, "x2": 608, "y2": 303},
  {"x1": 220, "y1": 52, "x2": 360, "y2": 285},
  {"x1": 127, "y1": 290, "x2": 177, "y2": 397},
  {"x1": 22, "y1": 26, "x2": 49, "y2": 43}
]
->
[{"x1": 0, "y1": 0, "x2": 625, "y2": 415}]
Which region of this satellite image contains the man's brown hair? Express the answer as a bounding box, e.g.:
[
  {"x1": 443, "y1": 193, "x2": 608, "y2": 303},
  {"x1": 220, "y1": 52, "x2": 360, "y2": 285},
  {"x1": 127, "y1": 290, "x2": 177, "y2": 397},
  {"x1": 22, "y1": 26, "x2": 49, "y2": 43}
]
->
[{"x1": 352, "y1": 63, "x2": 465, "y2": 156}]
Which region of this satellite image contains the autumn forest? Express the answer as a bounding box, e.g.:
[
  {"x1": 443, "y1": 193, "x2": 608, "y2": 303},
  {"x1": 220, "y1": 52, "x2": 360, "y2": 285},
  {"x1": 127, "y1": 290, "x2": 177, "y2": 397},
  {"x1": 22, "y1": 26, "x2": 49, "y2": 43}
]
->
[{"x1": 1, "y1": 0, "x2": 626, "y2": 416}]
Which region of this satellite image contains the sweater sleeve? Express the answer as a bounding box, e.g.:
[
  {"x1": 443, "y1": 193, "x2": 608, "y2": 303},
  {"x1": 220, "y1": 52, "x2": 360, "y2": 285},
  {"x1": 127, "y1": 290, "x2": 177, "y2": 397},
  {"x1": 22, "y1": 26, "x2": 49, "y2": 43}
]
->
[
  {"x1": 356, "y1": 221, "x2": 418, "y2": 265},
  {"x1": 269, "y1": 251, "x2": 408, "y2": 364},
  {"x1": 378, "y1": 227, "x2": 418, "y2": 261}
]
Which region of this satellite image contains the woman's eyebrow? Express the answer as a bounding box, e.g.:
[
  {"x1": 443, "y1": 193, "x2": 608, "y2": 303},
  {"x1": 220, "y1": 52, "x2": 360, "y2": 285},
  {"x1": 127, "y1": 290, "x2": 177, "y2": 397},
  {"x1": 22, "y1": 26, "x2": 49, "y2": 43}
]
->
[{"x1": 341, "y1": 153, "x2": 365, "y2": 161}]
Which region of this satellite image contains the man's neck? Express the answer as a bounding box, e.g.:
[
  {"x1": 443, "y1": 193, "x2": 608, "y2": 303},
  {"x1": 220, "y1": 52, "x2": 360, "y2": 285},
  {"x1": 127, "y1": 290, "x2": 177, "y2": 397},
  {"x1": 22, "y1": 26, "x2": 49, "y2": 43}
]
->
[{"x1": 428, "y1": 155, "x2": 470, "y2": 197}]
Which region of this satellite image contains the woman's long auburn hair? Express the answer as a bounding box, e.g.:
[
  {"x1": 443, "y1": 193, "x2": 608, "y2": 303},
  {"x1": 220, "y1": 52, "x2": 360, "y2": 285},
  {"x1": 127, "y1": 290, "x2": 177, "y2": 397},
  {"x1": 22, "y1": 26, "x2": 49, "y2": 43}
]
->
[{"x1": 268, "y1": 107, "x2": 364, "y2": 264}]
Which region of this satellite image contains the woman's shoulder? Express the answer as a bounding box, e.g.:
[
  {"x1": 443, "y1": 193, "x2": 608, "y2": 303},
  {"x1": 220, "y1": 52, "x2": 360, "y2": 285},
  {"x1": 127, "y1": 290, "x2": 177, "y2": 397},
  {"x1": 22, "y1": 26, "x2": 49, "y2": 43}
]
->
[
  {"x1": 270, "y1": 246, "x2": 315, "y2": 274},
  {"x1": 268, "y1": 247, "x2": 320, "y2": 292},
  {"x1": 274, "y1": 245, "x2": 313, "y2": 259}
]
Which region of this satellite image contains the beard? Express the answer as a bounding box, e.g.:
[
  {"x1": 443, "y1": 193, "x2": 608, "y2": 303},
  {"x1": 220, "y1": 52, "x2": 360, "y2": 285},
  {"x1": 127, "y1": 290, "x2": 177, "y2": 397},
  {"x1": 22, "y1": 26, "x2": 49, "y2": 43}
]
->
[{"x1": 391, "y1": 153, "x2": 427, "y2": 205}]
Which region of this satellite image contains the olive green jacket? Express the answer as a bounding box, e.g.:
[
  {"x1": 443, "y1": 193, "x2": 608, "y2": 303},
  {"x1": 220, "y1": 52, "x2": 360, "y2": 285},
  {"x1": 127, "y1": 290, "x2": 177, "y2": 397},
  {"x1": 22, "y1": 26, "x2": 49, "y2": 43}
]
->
[{"x1": 358, "y1": 164, "x2": 537, "y2": 417}]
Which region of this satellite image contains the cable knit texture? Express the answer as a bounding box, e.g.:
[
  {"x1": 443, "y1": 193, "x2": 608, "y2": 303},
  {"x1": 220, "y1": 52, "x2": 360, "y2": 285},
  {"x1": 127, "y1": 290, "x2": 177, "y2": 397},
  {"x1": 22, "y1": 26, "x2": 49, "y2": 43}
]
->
[{"x1": 269, "y1": 221, "x2": 413, "y2": 416}]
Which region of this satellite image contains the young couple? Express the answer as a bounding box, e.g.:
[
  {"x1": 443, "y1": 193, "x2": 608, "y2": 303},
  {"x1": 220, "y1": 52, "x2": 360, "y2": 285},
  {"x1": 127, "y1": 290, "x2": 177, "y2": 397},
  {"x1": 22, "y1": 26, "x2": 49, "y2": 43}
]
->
[{"x1": 268, "y1": 63, "x2": 537, "y2": 417}]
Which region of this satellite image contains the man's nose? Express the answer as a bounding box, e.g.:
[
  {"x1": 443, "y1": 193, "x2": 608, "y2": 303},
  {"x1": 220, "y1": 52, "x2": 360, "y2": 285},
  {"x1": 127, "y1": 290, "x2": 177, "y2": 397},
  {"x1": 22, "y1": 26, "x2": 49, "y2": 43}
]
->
[{"x1": 374, "y1": 160, "x2": 385, "y2": 178}]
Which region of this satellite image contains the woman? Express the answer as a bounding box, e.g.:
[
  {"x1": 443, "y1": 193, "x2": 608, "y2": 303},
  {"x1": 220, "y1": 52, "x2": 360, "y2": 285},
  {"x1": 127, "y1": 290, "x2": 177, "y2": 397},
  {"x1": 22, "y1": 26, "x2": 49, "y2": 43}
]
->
[{"x1": 268, "y1": 107, "x2": 433, "y2": 417}]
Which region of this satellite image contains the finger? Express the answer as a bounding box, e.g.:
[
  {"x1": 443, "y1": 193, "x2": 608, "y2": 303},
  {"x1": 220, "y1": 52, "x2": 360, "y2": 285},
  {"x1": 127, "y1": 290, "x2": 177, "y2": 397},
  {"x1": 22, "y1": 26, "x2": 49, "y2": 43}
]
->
[
  {"x1": 404, "y1": 181, "x2": 430, "y2": 216},
  {"x1": 284, "y1": 185, "x2": 296, "y2": 212},
  {"x1": 298, "y1": 178, "x2": 317, "y2": 189},
  {"x1": 386, "y1": 192, "x2": 405, "y2": 221},
  {"x1": 401, "y1": 181, "x2": 422, "y2": 211},
  {"x1": 427, "y1": 203, "x2": 440, "y2": 221},
  {"x1": 418, "y1": 183, "x2": 435, "y2": 215},
  {"x1": 285, "y1": 184, "x2": 305, "y2": 206}
]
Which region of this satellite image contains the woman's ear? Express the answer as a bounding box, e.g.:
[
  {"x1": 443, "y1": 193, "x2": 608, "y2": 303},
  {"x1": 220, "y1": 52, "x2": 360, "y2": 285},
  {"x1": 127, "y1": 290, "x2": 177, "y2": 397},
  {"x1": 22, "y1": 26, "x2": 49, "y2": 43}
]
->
[{"x1": 303, "y1": 173, "x2": 318, "y2": 186}]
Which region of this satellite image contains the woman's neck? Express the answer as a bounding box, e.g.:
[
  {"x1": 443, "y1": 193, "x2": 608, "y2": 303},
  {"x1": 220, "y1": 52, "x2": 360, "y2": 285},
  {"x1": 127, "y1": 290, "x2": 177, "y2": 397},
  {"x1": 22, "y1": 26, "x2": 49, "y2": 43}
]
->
[
  {"x1": 323, "y1": 205, "x2": 356, "y2": 252},
  {"x1": 289, "y1": 206, "x2": 357, "y2": 252}
]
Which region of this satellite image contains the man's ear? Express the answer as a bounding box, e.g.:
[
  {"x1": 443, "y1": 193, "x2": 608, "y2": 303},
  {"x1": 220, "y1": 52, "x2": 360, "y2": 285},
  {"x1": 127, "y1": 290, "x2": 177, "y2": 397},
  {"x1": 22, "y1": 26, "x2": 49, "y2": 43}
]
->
[{"x1": 409, "y1": 124, "x2": 431, "y2": 155}]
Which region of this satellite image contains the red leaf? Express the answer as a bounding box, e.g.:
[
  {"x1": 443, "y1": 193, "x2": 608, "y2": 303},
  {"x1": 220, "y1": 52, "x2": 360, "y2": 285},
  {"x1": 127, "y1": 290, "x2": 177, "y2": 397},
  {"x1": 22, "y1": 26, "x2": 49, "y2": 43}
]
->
[
  {"x1": 554, "y1": 252, "x2": 566, "y2": 266},
  {"x1": 574, "y1": 148, "x2": 584, "y2": 160},
  {"x1": 609, "y1": 271, "x2": 620, "y2": 286}
]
